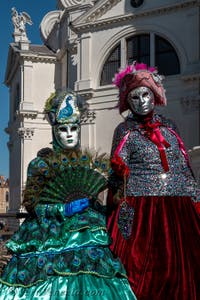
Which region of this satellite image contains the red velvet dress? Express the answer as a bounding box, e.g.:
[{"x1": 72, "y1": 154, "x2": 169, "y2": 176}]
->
[{"x1": 107, "y1": 114, "x2": 200, "y2": 300}]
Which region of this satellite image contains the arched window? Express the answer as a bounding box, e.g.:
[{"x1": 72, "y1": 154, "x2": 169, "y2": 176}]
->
[
  {"x1": 100, "y1": 33, "x2": 180, "y2": 86},
  {"x1": 127, "y1": 34, "x2": 150, "y2": 66},
  {"x1": 100, "y1": 43, "x2": 121, "y2": 86},
  {"x1": 155, "y1": 35, "x2": 180, "y2": 75}
]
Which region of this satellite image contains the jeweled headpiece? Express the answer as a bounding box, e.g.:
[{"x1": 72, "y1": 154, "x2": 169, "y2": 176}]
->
[
  {"x1": 44, "y1": 89, "x2": 86, "y2": 125},
  {"x1": 113, "y1": 62, "x2": 167, "y2": 113}
]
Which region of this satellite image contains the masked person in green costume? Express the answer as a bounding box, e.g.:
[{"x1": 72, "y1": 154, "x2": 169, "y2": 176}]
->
[{"x1": 0, "y1": 90, "x2": 136, "y2": 300}]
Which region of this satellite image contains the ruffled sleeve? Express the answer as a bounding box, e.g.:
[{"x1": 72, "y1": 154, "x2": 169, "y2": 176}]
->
[
  {"x1": 23, "y1": 155, "x2": 51, "y2": 213},
  {"x1": 108, "y1": 123, "x2": 131, "y2": 208}
]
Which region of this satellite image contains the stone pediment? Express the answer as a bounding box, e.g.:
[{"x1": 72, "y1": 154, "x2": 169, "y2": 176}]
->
[
  {"x1": 71, "y1": 0, "x2": 200, "y2": 32},
  {"x1": 71, "y1": 0, "x2": 122, "y2": 28}
]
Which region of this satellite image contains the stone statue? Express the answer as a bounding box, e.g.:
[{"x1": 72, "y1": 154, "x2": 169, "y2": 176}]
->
[{"x1": 11, "y1": 7, "x2": 33, "y2": 40}]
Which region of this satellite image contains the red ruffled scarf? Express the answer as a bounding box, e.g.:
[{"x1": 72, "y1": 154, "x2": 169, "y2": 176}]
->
[{"x1": 139, "y1": 113, "x2": 170, "y2": 172}]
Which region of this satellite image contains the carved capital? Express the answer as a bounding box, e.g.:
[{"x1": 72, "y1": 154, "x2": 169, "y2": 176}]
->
[
  {"x1": 18, "y1": 128, "x2": 35, "y2": 139},
  {"x1": 81, "y1": 110, "x2": 96, "y2": 124}
]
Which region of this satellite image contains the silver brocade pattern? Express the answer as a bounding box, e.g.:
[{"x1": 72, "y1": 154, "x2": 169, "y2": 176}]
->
[
  {"x1": 118, "y1": 201, "x2": 135, "y2": 239},
  {"x1": 111, "y1": 114, "x2": 200, "y2": 200}
]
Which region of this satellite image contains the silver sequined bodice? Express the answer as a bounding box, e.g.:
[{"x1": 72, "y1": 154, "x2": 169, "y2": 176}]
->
[{"x1": 111, "y1": 114, "x2": 198, "y2": 198}]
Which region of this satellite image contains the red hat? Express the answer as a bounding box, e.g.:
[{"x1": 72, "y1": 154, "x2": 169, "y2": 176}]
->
[{"x1": 113, "y1": 62, "x2": 167, "y2": 114}]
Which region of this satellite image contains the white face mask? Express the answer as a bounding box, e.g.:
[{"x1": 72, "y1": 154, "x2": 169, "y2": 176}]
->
[
  {"x1": 53, "y1": 124, "x2": 80, "y2": 149},
  {"x1": 127, "y1": 86, "x2": 155, "y2": 115}
]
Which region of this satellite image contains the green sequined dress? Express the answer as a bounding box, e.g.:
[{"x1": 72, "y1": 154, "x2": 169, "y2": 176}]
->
[{"x1": 0, "y1": 149, "x2": 136, "y2": 299}]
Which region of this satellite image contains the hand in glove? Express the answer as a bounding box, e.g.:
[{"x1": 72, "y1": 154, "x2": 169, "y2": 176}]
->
[{"x1": 64, "y1": 198, "x2": 89, "y2": 217}]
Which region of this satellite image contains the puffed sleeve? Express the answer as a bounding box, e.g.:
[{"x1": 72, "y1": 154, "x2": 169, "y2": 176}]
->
[
  {"x1": 108, "y1": 123, "x2": 131, "y2": 207},
  {"x1": 110, "y1": 123, "x2": 131, "y2": 177},
  {"x1": 23, "y1": 151, "x2": 51, "y2": 213}
]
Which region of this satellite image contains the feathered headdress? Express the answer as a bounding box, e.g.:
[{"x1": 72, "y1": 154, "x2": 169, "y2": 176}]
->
[
  {"x1": 44, "y1": 89, "x2": 87, "y2": 126},
  {"x1": 113, "y1": 62, "x2": 167, "y2": 113}
]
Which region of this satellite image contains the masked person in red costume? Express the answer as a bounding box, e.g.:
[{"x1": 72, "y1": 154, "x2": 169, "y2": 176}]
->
[{"x1": 107, "y1": 62, "x2": 200, "y2": 300}]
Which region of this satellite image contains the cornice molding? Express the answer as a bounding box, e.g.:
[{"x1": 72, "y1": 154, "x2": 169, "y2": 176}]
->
[
  {"x1": 5, "y1": 46, "x2": 56, "y2": 86},
  {"x1": 71, "y1": 0, "x2": 200, "y2": 32},
  {"x1": 181, "y1": 73, "x2": 200, "y2": 81},
  {"x1": 20, "y1": 53, "x2": 57, "y2": 63},
  {"x1": 72, "y1": 0, "x2": 121, "y2": 27},
  {"x1": 16, "y1": 109, "x2": 38, "y2": 120}
]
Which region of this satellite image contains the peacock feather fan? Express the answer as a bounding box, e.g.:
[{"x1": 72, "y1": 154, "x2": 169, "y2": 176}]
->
[{"x1": 24, "y1": 149, "x2": 112, "y2": 209}]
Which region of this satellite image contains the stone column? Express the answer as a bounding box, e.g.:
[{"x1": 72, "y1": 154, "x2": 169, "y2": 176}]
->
[{"x1": 75, "y1": 33, "x2": 92, "y2": 91}]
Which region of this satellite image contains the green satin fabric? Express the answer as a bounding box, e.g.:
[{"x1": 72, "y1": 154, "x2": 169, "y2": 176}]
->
[
  {"x1": 0, "y1": 275, "x2": 136, "y2": 300},
  {"x1": 6, "y1": 207, "x2": 108, "y2": 254},
  {"x1": 7, "y1": 227, "x2": 109, "y2": 254},
  {"x1": 0, "y1": 204, "x2": 136, "y2": 299}
]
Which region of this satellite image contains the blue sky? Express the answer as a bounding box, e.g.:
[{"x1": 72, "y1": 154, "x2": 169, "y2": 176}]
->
[{"x1": 0, "y1": 0, "x2": 56, "y2": 179}]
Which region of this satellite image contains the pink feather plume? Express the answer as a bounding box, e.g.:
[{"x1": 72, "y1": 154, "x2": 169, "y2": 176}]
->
[{"x1": 113, "y1": 62, "x2": 157, "y2": 88}]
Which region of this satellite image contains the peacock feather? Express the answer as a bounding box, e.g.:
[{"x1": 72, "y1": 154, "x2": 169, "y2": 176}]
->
[{"x1": 0, "y1": 241, "x2": 11, "y2": 276}]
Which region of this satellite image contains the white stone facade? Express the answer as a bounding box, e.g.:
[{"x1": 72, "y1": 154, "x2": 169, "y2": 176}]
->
[
  {"x1": 0, "y1": 176, "x2": 9, "y2": 214},
  {"x1": 5, "y1": 0, "x2": 200, "y2": 212},
  {"x1": 5, "y1": 42, "x2": 56, "y2": 214}
]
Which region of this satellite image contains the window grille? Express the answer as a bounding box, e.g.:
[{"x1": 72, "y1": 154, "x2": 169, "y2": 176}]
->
[
  {"x1": 155, "y1": 35, "x2": 180, "y2": 75},
  {"x1": 127, "y1": 34, "x2": 150, "y2": 66},
  {"x1": 100, "y1": 44, "x2": 121, "y2": 86},
  {"x1": 100, "y1": 34, "x2": 180, "y2": 86}
]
